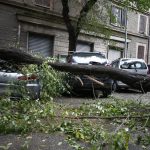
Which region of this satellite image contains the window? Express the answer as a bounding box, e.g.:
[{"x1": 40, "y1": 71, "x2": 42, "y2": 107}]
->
[
  {"x1": 35, "y1": 0, "x2": 51, "y2": 7},
  {"x1": 134, "y1": 62, "x2": 146, "y2": 69},
  {"x1": 139, "y1": 15, "x2": 147, "y2": 34},
  {"x1": 136, "y1": 43, "x2": 146, "y2": 60},
  {"x1": 122, "y1": 62, "x2": 147, "y2": 69},
  {"x1": 137, "y1": 45, "x2": 145, "y2": 59},
  {"x1": 111, "y1": 6, "x2": 126, "y2": 27}
]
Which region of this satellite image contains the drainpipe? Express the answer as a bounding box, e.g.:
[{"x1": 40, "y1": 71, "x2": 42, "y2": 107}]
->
[{"x1": 16, "y1": 23, "x2": 21, "y2": 48}]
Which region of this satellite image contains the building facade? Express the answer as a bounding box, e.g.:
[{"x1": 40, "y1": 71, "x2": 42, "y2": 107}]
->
[{"x1": 0, "y1": 0, "x2": 150, "y2": 63}]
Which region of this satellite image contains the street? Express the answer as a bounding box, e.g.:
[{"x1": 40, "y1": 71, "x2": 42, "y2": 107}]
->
[
  {"x1": 0, "y1": 90, "x2": 149, "y2": 150},
  {"x1": 55, "y1": 90, "x2": 150, "y2": 106}
]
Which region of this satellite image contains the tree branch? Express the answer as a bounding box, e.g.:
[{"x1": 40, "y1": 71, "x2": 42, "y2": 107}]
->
[
  {"x1": 56, "y1": 114, "x2": 150, "y2": 120},
  {"x1": 76, "y1": 0, "x2": 98, "y2": 36},
  {"x1": 1, "y1": 47, "x2": 150, "y2": 92},
  {"x1": 61, "y1": 0, "x2": 75, "y2": 36}
]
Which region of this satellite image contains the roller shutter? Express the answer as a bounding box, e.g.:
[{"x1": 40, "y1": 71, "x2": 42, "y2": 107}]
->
[
  {"x1": 28, "y1": 33, "x2": 53, "y2": 57},
  {"x1": 108, "y1": 49, "x2": 122, "y2": 63},
  {"x1": 76, "y1": 41, "x2": 93, "y2": 52}
]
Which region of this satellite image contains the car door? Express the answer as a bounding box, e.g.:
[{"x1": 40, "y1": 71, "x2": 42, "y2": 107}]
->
[
  {"x1": 0, "y1": 69, "x2": 19, "y2": 83},
  {"x1": 0, "y1": 69, "x2": 10, "y2": 94},
  {"x1": 124, "y1": 61, "x2": 148, "y2": 75},
  {"x1": 134, "y1": 62, "x2": 148, "y2": 75}
]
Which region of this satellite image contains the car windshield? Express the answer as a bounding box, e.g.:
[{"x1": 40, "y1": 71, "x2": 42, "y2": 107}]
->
[
  {"x1": 0, "y1": 60, "x2": 20, "y2": 73},
  {"x1": 72, "y1": 52, "x2": 106, "y2": 64}
]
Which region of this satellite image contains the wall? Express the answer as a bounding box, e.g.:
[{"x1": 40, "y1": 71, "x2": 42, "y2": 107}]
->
[
  {"x1": 0, "y1": 4, "x2": 18, "y2": 48},
  {"x1": 127, "y1": 11, "x2": 149, "y2": 36},
  {"x1": 0, "y1": 0, "x2": 149, "y2": 62},
  {"x1": 128, "y1": 35, "x2": 148, "y2": 61},
  {"x1": 0, "y1": 2, "x2": 108, "y2": 57}
]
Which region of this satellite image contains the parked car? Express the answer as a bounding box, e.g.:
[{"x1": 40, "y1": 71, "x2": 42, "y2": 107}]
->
[
  {"x1": 68, "y1": 51, "x2": 112, "y2": 98},
  {"x1": 111, "y1": 58, "x2": 148, "y2": 91},
  {"x1": 0, "y1": 61, "x2": 40, "y2": 99}
]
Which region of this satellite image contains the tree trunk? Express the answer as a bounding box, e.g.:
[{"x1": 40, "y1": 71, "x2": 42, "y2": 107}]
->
[
  {"x1": 68, "y1": 32, "x2": 77, "y2": 57},
  {"x1": 1, "y1": 47, "x2": 150, "y2": 92},
  {"x1": 0, "y1": 47, "x2": 43, "y2": 64},
  {"x1": 61, "y1": 0, "x2": 98, "y2": 57},
  {"x1": 49, "y1": 62, "x2": 150, "y2": 92}
]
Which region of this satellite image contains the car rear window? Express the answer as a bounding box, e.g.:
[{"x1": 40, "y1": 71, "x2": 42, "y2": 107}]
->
[{"x1": 0, "y1": 62, "x2": 20, "y2": 73}]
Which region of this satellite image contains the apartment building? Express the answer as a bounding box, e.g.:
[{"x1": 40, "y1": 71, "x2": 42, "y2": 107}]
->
[
  {"x1": 109, "y1": 4, "x2": 150, "y2": 63},
  {"x1": 0, "y1": 0, "x2": 149, "y2": 63}
]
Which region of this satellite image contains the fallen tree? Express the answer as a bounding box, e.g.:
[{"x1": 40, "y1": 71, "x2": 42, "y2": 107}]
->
[
  {"x1": 0, "y1": 47, "x2": 150, "y2": 92},
  {"x1": 0, "y1": 47, "x2": 43, "y2": 65}
]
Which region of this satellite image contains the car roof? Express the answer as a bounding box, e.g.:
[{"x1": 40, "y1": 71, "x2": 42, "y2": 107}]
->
[
  {"x1": 73, "y1": 51, "x2": 103, "y2": 54},
  {"x1": 120, "y1": 58, "x2": 145, "y2": 61},
  {"x1": 72, "y1": 51, "x2": 106, "y2": 56},
  {"x1": 112, "y1": 58, "x2": 146, "y2": 63}
]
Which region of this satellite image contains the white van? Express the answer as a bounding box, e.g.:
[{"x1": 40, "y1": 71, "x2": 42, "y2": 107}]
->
[{"x1": 111, "y1": 58, "x2": 148, "y2": 90}]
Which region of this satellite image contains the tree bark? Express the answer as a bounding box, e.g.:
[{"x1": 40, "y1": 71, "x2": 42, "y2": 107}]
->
[
  {"x1": 0, "y1": 47, "x2": 43, "y2": 65},
  {"x1": 61, "y1": 0, "x2": 98, "y2": 57},
  {"x1": 49, "y1": 62, "x2": 150, "y2": 92},
  {"x1": 61, "y1": 0, "x2": 77, "y2": 56},
  {"x1": 1, "y1": 47, "x2": 150, "y2": 92}
]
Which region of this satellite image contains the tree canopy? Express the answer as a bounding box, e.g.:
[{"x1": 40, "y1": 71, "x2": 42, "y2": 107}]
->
[{"x1": 61, "y1": 0, "x2": 150, "y2": 56}]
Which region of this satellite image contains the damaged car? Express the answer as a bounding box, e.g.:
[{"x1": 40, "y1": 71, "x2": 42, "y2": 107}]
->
[{"x1": 68, "y1": 52, "x2": 112, "y2": 98}]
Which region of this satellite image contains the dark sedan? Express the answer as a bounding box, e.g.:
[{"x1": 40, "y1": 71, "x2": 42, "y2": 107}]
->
[{"x1": 68, "y1": 52, "x2": 112, "y2": 98}]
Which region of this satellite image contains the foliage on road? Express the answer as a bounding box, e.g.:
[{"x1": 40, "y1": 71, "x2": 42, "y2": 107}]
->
[
  {"x1": 60, "y1": 98, "x2": 150, "y2": 149},
  {"x1": 0, "y1": 96, "x2": 150, "y2": 149}
]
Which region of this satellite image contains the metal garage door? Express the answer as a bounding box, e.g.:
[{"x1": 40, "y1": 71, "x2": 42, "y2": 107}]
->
[
  {"x1": 28, "y1": 33, "x2": 53, "y2": 57},
  {"x1": 108, "y1": 49, "x2": 122, "y2": 63},
  {"x1": 76, "y1": 41, "x2": 93, "y2": 52}
]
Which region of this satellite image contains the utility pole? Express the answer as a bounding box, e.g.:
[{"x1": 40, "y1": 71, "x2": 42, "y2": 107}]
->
[
  {"x1": 147, "y1": 13, "x2": 150, "y2": 64},
  {"x1": 124, "y1": 7, "x2": 128, "y2": 58}
]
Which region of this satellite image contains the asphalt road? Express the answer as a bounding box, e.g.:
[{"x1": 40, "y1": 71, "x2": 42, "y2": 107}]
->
[
  {"x1": 0, "y1": 91, "x2": 149, "y2": 150},
  {"x1": 55, "y1": 90, "x2": 150, "y2": 106}
]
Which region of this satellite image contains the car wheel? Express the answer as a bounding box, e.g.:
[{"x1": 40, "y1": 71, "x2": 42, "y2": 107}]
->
[
  {"x1": 112, "y1": 81, "x2": 118, "y2": 92},
  {"x1": 93, "y1": 90, "x2": 102, "y2": 98}
]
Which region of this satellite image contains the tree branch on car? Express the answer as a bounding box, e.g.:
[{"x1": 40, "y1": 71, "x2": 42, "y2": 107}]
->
[{"x1": 1, "y1": 47, "x2": 150, "y2": 92}]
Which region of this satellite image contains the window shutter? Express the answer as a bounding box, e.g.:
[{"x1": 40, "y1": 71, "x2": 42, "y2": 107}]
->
[
  {"x1": 111, "y1": 6, "x2": 117, "y2": 24},
  {"x1": 139, "y1": 15, "x2": 147, "y2": 34},
  {"x1": 137, "y1": 45, "x2": 144, "y2": 59},
  {"x1": 121, "y1": 9, "x2": 126, "y2": 26}
]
